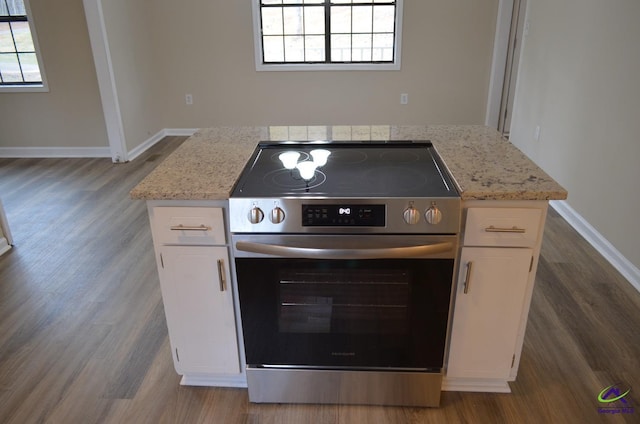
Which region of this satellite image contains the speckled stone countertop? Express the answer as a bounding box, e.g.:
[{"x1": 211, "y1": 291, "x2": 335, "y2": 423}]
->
[{"x1": 129, "y1": 125, "x2": 567, "y2": 201}]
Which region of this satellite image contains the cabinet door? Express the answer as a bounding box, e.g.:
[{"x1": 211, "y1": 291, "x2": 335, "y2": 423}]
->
[
  {"x1": 447, "y1": 247, "x2": 532, "y2": 380},
  {"x1": 159, "y1": 245, "x2": 240, "y2": 375}
]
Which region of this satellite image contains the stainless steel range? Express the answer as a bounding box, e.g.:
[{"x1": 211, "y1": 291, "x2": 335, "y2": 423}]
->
[{"x1": 229, "y1": 141, "x2": 461, "y2": 407}]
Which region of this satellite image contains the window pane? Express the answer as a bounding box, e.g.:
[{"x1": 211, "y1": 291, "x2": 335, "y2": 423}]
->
[
  {"x1": 0, "y1": 52, "x2": 22, "y2": 82},
  {"x1": 283, "y1": 7, "x2": 304, "y2": 35},
  {"x1": 284, "y1": 35, "x2": 304, "y2": 61},
  {"x1": 373, "y1": 5, "x2": 395, "y2": 33},
  {"x1": 0, "y1": 2, "x2": 8, "y2": 16},
  {"x1": 263, "y1": 35, "x2": 285, "y2": 62},
  {"x1": 7, "y1": 0, "x2": 26, "y2": 15},
  {"x1": 331, "y1": 34, "x2": 351, "y2": 61},
  {"x1": 304, "y1": 6, "x2": 324, "y2": 35},
  {"x1": 352, "y1": 34, "x2": 371, "y2": 61},
  {"x1": 372, "y1": 33, "x2": 393, "y2": 61},
  {"x1": 331, "y1": 6, "x2": 351, "y2": 34},
  {"x1": 262, "y1": 7, "x2": 283, "y2": 35},
  {"x1": 258, "y1": 0, "x2": 399, "y2": 66},
  {"x1": 19, "y1": 52, "x2": 39, "y2": 81},
  {"x1": 305, "y1": 35, "x2": 325, "y2": 61},
  {"x1": 12, "y1": 22, "x2": 34, "y2": 51},
  {"x1": 352, "y1": 6, "x2": 372, "y2": 33},
  {"x1": 0, "y1": 23, "x2": 15, "y2": 52}
]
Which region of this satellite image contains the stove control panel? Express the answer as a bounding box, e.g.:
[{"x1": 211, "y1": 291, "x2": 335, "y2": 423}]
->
[
  {"x1": 229, "y1": 198, "x2": 460, "y2": 234},
  {"x1": 302, "y1": 204, "x2": 385, "y2": 227}
]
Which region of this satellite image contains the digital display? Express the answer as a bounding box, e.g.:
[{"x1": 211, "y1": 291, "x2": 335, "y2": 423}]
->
[{"x1": 302, "y1": 204, "x2": 385, "y2": 227}]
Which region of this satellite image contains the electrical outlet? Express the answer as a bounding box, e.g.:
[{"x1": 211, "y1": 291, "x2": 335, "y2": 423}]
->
[
  {"x1": 400, "y1": 93, "x2": 409, "y2": 105},
  {"x1": 185, "y1": 94, "x2": 193, "y2": 105}
]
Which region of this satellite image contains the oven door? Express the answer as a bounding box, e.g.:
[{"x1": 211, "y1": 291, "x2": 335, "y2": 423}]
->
[{"x1": 232, "y1": 234, "x2": 457, "y2": 371}]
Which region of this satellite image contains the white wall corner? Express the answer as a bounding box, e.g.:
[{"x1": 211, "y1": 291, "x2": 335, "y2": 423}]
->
[{"x1": 550, "y1": 200, "x2": 640, "y2": 294}]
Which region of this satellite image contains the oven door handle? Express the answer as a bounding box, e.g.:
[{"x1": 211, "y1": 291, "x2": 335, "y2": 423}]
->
[{"x1": 235, "y1": 241, "x2": 454, "y2": 259}]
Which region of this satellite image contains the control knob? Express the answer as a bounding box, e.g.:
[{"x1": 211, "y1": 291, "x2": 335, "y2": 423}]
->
[
  {"x1": 403, "y1": 206, "x2": 420, "y2": 225},
  {"x1": 248, "y1": 206, "x2": 264, "y2": 224},
  {"x1": 425, "y1": 205, "x2": 442, "y2": 225},
  {"x1": 270, "y1": 206, "x2": 286, "y2": 224}
]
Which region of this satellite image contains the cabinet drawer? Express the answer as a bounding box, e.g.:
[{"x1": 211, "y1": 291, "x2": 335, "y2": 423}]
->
[
  {"x1": 463, "y1": 208, "x2": 542, "y2": 248},
  {"x1": 152, "y1": 207, "x2": 226, "y2": 245}
]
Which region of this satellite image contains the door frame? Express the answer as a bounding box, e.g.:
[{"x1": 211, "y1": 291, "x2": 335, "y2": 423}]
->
[
  {"x1": 485, "y1": 0, "x2": 526, "y2": 135},
  {"x1": 82, "y1": 0, "x2": 128, "y2": 163}
]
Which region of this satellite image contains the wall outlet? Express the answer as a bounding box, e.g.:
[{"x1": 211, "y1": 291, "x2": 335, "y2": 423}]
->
[
  {"x1": 400, "y1": 93, "x2": 409, "y2": 105},
  {"x1": 185, "y1": 94, "x2": 193, "y2": 105}
]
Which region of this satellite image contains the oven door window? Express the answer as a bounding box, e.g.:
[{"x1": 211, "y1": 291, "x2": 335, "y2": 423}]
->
[
  {"x1": 236, "y1": 258, "x2": 454, "y2": 370},
  {"x1": 279, "y1": 268, "x2": 409, "y2": 335}
]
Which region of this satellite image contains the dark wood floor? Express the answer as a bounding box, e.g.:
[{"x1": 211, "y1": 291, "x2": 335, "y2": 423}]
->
[{"x1": 0, "y1": 138, "x2": 638, "y2": 423}]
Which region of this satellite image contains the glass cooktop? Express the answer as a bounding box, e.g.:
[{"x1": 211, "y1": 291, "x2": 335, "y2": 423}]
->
[{"x1": 232, "y1": 141, "x2": 459, "y2": 198}]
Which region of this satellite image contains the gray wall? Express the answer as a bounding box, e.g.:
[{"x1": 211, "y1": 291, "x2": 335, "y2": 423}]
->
[
  {"x1": 0, "y1": 0, "x2": 109, "y2": 149},
  {"x1": 510, "y1": 0, "x2": 640, "y2": 271},
  {"x1": 1, "y1": 0, "x2": 499, "y2": 151}
]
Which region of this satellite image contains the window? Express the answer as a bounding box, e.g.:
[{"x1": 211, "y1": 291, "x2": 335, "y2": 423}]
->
[
  {"x1": 252, "y1": 0, "x2": 403, "y2": 71},
  {"x1": 0, "y1": 0, "x2": 45, "y2": 90}
]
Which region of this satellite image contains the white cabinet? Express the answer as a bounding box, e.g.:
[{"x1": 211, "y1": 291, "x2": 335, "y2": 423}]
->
[
  {"x1": 159, "y1": 245, "x2": 239, "y2": 375},
  {"x1": 148, "y1": 203, "x2": 245, "y2": 387},
  {"x1": 447, "y1": 247, "x2": 532, "y2": 380},
  {"x1": 444, "y1": 201, "x2": 548, "y2": 393}
]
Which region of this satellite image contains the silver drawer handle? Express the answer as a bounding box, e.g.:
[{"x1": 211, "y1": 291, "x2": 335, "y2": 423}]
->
[
  {"x1": 463, "y1": 261, "x2": 473, "y2": 294},
  {"x1": 170, "y1": 224, "x2": 211, "y2": 231},
  {"x1": 485, "y1": 225, "x2": 526, "y2": 233},
  {"x1": 217, "y1": 259, "x2": 226, "y2": 292}
]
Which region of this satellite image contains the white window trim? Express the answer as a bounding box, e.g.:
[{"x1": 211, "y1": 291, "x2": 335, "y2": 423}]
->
[
  {"x1": 0, "y1": 0, "x2": 48, "y2": 93},
  {"x1": 251, "y1": 0, "x2": 403, "y2": 72}
]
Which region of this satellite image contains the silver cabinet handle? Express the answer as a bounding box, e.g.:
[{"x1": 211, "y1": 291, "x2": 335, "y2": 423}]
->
[
  {"x1": 170, "y1": 224, "x2": 212, "y2": 231},
  {"x1": 484, "y1": 225, "x2": 526, "y2": 233},
  {"x1": 217, "y1": 259, "x2": 226, "y2": 292},
  {"x1": 463, "y1": 261, "x2": 473, "y2": 294},
  {"x1": 235, "y1": 241, "x2": 454, "y2": 260}
]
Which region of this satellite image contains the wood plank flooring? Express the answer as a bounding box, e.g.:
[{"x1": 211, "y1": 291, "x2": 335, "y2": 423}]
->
[{"x1": 0, "y1": 138, "x2": 639, "y2": 423}]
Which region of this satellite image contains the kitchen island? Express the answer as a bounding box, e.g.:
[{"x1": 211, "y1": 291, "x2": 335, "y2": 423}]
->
[{"x1": 131, "y1": 125, "x2": 567, "y2": 395}]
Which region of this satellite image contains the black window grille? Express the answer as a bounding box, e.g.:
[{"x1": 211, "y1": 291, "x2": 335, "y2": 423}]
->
[
  {"x1": 0, "y1": 0, "x2": 42, "y2": 85},
  {"x1": 258, "y1": 0, "x2": 399, "y2": 65}
]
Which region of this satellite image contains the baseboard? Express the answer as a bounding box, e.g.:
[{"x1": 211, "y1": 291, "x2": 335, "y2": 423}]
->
[
  {"x1": 550, "y1": 200, "x2": 640, "y2": 293},
  {"x1": 0, "y1": 146, "x2": 111, "y2": 158},
  {"x1": 164, "y1": 128, "x2": 199, "y2": 137},
  {"x1": 127, "y1": 128, "x2": 199, "y2": 162},
  {"x1": 0, "y1": 238, "x2": 11, "y2": 256},
  {"x1": 442, "y1": 377, "x2": 511, "y2": 393},
  {"x1": 0, "y1": 128, "x2": 198, "y2": 160},
  {"x1": 179, "y1": 374, "x2": 247, "y2": 388}
]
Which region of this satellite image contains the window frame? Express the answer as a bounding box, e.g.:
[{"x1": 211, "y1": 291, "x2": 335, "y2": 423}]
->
[
  {"x1": 0, "y1": 0, "x2": 48, "y2": 92},
  {"x1": 251, "y1": 0, "x2": 403, "y2": 71}
]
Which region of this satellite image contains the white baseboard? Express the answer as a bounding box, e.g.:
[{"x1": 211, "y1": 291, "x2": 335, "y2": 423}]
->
[
  {"x1": 127, "y1": 128, "x2": 198, "y2": 162},
  {"x1": 0, "y1": 146, "x2": 111, "y2": 158},
  {"x1": 550, "y1": 200, "x2": 640, "y2": 293},
  {"x1": 0, "y1": 129, "x2": 198, "y2": 161},
  {"x1": 164, "y1": 128, "x2": 199, "y2": 137},
  {"x1": 442, "y1": 377, "x2": 511, "y2": 393},
  {"x1": 0, "y1": 238, "x2": 11, "y2": 256},
  {"x1": 179, "y1": 374, "x2": 247, "y2": 388}
]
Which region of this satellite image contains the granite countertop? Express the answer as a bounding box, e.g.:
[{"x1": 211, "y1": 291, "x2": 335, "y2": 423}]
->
[{"x1": 129, "y1": 125, "x2": 568, "y2": 201}]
